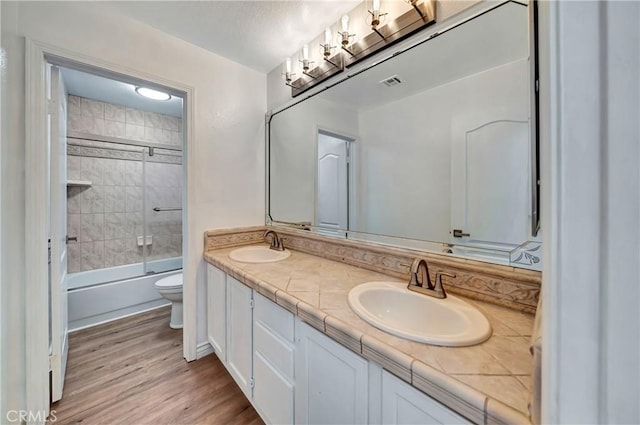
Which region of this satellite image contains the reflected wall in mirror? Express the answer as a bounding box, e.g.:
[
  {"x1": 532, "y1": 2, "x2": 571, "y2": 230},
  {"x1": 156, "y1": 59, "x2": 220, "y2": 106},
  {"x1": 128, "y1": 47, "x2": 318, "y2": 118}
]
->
[{"x1": 268, "y1": 1, "x2": 542, "y2": 270}]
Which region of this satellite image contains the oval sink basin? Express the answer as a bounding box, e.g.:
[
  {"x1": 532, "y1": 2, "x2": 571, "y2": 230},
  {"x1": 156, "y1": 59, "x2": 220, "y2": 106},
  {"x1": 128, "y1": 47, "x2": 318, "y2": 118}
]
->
[
  {"x1": 229, "y1": 245, "x2": 291, "y2": 263},
  {"x1": 348, "y1": 282, "x2": 491, "y2": 347}
]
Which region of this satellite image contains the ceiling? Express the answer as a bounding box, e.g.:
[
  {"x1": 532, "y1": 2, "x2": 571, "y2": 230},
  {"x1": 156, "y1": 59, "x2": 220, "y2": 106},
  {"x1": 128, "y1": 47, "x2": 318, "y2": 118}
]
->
[
  {"x1": 99, "y1": 1, "x2": 361, "y2": 74},
  {"x1": 61, "y1": 67, "x2": 184, "y2": 117}
]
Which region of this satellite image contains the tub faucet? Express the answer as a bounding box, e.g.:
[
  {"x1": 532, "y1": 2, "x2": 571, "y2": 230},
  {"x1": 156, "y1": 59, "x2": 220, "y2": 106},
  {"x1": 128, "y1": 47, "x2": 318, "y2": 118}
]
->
[
  {"x1": 407, "y1": 258, "x2": 455, "y2": 299},
  {"x1": 264, "y1": 230, "x2": 285, "y2": 251}
]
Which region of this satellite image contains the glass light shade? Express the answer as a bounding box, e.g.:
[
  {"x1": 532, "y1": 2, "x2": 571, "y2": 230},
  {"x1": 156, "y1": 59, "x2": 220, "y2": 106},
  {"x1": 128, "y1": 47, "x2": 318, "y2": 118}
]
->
[
  {"x1": 135, "y1": 87, "x2": 171, "y2": 101},
  {"x1": 324, "y1": 27, "x2": 332, "y2": 45},
  {"x1": 341, "y1": 15, "x2": 349, "y2": 32},
  {"x1": 302, "y1": 44, "x2": 309, "y2": 60},
  {"x1": 284, "y1": 58, "x2": 292, "y2": 74},
  {"x1": 373, "y1": 0, "x2": 380, "y2": 12}
]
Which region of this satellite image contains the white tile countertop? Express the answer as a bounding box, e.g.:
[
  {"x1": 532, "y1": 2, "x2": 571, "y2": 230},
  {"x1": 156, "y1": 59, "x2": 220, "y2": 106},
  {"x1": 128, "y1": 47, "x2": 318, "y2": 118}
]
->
[{"x1": 205, "y1": 244, "x2": 534, "y2": 424}]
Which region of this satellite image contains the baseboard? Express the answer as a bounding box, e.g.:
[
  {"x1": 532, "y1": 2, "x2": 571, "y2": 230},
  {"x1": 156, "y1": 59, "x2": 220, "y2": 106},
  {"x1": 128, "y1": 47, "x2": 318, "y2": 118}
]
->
[{"x1": 196, "y1": 341, "x2": 214, "y2": 359}]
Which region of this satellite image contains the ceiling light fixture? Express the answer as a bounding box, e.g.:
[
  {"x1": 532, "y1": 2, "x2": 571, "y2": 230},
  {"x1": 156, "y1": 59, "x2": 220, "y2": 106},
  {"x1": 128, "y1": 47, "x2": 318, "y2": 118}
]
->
[{"x1": 135, "y1": 87, "x2": 171, "y2": 101}]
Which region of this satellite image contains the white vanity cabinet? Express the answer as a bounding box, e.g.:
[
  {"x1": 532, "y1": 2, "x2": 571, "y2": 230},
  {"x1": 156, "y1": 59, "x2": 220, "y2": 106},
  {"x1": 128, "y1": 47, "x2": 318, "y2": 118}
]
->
[
  {"x1": 253, "y1": 293, "x2": 295, "y2": 425},
  {"x1": 295, "y1": 320, "x2": 369, "y2": 424},
  {"x1": 206, "y1": 264, "x2": 226, "y2": 359},
  {"x1": 225, "y1": 275, "x2": 254, "y2": 398},
  {"x1": 206, "y1": 263, "x2": 473, "y2": 425},
  {"x1": 381, "y1": 371, "x2": 470, "y2": 425}
]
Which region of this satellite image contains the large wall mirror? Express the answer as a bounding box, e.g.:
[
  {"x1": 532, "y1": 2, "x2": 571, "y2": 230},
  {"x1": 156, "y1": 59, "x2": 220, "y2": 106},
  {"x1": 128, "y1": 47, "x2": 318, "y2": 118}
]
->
[{"x1": 268, "y1": 1, "x2": 541, "y2": 270}]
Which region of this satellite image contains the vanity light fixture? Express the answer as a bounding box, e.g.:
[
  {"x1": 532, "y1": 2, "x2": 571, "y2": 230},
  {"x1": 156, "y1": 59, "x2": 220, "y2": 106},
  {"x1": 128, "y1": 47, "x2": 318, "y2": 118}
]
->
[
  {"x1": 135, "y1": 86, "x2": 171, "y2": 101},
  {"x1": 282, "y1": 58, "x2": 295, "y2": 86},
  {"x1": 408, "y1": 0, "x2": 426, "y2": 19},
  {"x1": 368, "y1": 0, "x2": 388, "y2": 37},
  {"x1": 299, "y1": 44, "x2": 314, "y2": 75},
  {"x1": 338, "y1": 15, "x2": 356, "y2": 56},
  {"x1": 320, "y1": 27, "x2": 335, "y2": 58}
]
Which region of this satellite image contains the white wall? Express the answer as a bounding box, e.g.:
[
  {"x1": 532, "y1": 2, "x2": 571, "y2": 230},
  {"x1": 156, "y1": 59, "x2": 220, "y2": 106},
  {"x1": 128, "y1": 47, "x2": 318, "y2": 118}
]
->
[
  {"x1": 1, "y1": 1, "x2": 265, "y2": 416},
  {"x1": 540, "y1": 1, "x2": 640, "y2": 423},
  {"x1": 357, "y1": 59, "x2": 528, "y2": 242},
  {"x1": 270, "y1": 97, "x2": 358, "y2": 223}
]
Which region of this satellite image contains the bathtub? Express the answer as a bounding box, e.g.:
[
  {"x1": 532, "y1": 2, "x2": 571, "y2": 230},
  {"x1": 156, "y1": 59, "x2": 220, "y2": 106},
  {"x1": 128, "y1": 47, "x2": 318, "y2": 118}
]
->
[{"x1": 67, "y1": 257, "x2": 182, "y2": 331}]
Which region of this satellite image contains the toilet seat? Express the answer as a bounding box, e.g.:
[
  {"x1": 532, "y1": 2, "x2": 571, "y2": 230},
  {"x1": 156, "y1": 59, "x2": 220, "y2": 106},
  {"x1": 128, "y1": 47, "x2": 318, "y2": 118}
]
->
[{"x1": 155, "y1": 273, "x2": 182, "y2": 290}]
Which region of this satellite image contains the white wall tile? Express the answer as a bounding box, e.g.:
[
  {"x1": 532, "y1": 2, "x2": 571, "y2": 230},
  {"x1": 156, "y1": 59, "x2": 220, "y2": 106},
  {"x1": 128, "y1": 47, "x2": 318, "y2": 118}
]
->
[
  {"x1": 144, "y1": 111, "x2": 162, "y2": 128},
  {"x1": 125, "y1": 123, "x2": 145, "y2": 140},
  {"x1": 104, "y1": 103, "x2": 125, "y2": 122},
  {"x1": 80, "y1": 156, "x2": 104, "y2": 184},
  {"x1": 80, "y1": 241, "x2": 105, "y2": 271},
  {"x1": 81, "y1": 97, "x2": 105, "y2": 118},
  {"x1": 80, "y1": 213, "x2": 104, "y2": 242},
  {"x1": 103, "y1": 186, "x2": 125, "y2": 213},
  {"x1": 125, "y1": 108, "x2": 144, "y2": 125},
  {"x1": 103, "y1": 159, "x2": 126, "y2": 186},
  {"x1": 67, "y1": 155, "x2": 82, "y2": 180},
  {"x1": 80, "y1": 186, "x2": 104, "y2": 213},
  {"x1": 67, "y1": 95, "x2": 81, "y2": 117},
  {"x1": 104, "y1": 213, "x2": 126, "y2": 239},
  {"x1": 104, "y1": 119, "x2": 125, "y2": 138}
]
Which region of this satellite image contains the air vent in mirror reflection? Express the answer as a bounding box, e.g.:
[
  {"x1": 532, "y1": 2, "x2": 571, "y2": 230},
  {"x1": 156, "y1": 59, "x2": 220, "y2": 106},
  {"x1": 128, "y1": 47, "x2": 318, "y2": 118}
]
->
[{"x1": 379, "y1": 75, "x2": 403, "y2": 87}]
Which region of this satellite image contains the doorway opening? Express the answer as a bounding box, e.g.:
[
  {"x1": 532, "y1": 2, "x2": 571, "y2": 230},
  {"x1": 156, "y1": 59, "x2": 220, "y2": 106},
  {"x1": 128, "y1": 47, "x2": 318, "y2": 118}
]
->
[{"x1": 35, "y1": 49, "x2": 191, "y2": 413}]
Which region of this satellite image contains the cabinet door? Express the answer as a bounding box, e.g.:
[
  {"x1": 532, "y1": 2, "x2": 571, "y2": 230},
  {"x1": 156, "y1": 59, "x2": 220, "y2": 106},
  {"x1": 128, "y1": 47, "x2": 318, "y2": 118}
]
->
[
  {"x1": 381, "y1": 371, "x2": 470, "y2": 424},
  {"x1": 253, "y1": 293, "x2": 295, "y2": 424},
  {"x1": 206, "y1": 264, "x2": 226, "y2": 360},
  {"x1": 226, "y1": 275, "x2": 253, "y2": 398},
  {"x1": 295, "y1": 320, "x2": 368, "y2": 425}
]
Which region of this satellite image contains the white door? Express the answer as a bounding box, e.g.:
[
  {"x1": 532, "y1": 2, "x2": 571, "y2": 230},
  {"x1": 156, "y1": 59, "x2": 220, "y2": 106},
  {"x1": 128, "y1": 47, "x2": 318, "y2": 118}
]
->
[
  {"x1": 381, "y1": 371, "x2": 470, "y2": 424},
  {"x1": 48, "y1": 65, "x2": 69, "y2": 402},
  {"x1": 226, "y1": 276, "x2": 253, "y2": 398},
  {"x1": 295, "y1": 319, "x2": 368, "y2": 424},
  {"x1": 451, "y1": 119, "x2": 529, "y2": 249},
  {"x1": 206, "y1": 264, "x2": 226, "y2": 360},
  {"x1": 316, "y1": 132, "x2": 349, "y2": 232}
]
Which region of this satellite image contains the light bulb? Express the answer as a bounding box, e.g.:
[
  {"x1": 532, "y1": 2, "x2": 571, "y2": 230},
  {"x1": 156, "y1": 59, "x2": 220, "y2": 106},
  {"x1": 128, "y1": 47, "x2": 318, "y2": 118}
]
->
[
  {"x1": 324, "y1": 27, "x2": 332, "y2": 45},
  {"x1": 373, "y1": 0, "x2": 380, "y2": 12},
  {"x1": 302, "y1": 44, "x2": 309, "y2": 61},
  {"x1": 285, "y1": 58, "x2": 292, "y2": 74},
  {"x1": 341, "y1": 15, "x2": 349, "y2": 32}
]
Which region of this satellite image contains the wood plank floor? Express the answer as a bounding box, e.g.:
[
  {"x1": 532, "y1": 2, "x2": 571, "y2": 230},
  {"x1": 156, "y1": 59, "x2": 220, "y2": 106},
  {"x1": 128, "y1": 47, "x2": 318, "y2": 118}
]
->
[{"x1": 50, "y1": 307, "x2": 263, "y2": 425}]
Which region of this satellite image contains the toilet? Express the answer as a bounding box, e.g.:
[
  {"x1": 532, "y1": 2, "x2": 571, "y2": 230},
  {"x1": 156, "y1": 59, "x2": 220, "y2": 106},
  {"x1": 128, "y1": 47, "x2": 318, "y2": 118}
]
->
[{"x1": 154, "y1": 273, "x2": 183, "y2": 329}]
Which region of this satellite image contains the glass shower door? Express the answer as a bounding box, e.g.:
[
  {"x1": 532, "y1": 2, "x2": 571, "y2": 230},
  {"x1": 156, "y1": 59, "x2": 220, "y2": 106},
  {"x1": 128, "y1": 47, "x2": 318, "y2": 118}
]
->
[{"x1": 143, "y1": 147, "x2": 183, "y2": 274}]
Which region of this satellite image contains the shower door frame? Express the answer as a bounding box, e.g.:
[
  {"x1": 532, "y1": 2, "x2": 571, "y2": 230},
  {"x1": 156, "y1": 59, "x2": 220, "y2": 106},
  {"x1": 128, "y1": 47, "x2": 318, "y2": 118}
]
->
[{"x1": 24, "y1": 39, "x2": 198, "y2": 418}]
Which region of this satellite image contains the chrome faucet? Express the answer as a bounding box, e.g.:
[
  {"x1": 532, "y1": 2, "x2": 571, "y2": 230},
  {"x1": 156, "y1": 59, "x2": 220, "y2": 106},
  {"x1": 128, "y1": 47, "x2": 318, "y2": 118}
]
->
[
  {"x1": 407, "y1": 258, "x2": 456, "y2": 299},
  {"x1": 264, "y1": 230, "x2": 285, "y2": 251}
]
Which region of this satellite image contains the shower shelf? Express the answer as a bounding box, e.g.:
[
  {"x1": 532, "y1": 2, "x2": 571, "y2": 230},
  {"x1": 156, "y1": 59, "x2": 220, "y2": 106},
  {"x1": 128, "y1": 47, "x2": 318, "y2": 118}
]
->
[{"x1": 67, "y1": 180, "x2": 92, "y2": 187}]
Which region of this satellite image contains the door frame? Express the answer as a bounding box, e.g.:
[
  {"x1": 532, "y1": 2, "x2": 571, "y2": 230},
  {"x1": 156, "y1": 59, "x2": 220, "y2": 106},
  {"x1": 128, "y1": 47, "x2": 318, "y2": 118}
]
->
[
  {"x1": 312, "y1": 126, "x2": 358, "y2": 234},
  {"x1": 24, "y1": 39, "x2": 198, "y2": 418}
]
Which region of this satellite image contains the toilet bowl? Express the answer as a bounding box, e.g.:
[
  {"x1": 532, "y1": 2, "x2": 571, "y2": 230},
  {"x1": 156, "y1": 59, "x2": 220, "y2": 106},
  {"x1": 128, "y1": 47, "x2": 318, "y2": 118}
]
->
[{"x1": 154, "y1": 273, "x2": 183, "y2": 329}]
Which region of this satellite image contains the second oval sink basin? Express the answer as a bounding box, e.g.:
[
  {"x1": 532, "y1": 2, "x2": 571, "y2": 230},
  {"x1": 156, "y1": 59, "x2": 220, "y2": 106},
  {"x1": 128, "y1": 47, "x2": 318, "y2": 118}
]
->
[
  {"x1": 348, "y1": 282, "x2": 491, "y2": 347},
  {"x1": 229, "y1": 245, "x2": 291, "y2": 263}
]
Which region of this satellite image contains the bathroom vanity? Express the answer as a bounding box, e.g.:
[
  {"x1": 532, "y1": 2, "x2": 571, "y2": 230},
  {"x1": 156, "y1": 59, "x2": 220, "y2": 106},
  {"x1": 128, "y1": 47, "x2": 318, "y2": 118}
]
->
[{"x1": 204, "y1": 226, "x2": 538, "y2": 425}]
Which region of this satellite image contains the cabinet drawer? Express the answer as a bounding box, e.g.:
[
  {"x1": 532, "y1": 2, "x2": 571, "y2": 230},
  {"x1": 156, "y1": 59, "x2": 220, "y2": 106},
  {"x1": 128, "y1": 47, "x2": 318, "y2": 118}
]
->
[
  {"x1": 254, "y1": 292, "x2": 294, "y2": 342},
  {"x1": 254, "y1": 320, "x2": 294, "y2": 380},
  {"x1": 254, "y1": 351, "x2": 294, "y2": 425}
]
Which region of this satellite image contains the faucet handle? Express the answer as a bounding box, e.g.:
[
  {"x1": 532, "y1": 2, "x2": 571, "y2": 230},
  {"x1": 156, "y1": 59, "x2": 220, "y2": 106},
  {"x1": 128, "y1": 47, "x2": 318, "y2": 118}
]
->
[{"x1": 433, "y1": 272, "x2": 456, "y2": 298}]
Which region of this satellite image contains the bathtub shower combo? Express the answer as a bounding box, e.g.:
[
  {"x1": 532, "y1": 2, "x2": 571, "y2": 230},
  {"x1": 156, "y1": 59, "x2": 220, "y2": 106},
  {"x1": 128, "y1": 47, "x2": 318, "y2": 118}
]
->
[{"x1": 65, "y1": 95, "x2": 184, "y2": 331}]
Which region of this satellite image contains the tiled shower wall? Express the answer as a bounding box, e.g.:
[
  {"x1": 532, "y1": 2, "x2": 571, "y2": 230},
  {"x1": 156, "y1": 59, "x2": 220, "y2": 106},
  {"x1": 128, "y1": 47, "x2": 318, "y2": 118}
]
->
[{"x1": 67, "y1": 95, "x2": 183, "y2": 273}]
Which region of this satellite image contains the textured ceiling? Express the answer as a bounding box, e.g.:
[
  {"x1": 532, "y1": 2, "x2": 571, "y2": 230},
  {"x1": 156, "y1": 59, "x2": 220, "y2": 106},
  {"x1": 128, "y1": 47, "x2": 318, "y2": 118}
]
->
[{"x1": 99, "y1": 1, "x2": 361, "y2": 73}]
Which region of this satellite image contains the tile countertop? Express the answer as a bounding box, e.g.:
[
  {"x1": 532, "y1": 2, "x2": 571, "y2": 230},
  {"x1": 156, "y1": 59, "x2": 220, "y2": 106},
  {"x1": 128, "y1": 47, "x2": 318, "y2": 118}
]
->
[{"x1": 204, "y1": 245, "x2": 534, "y2": 425}]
